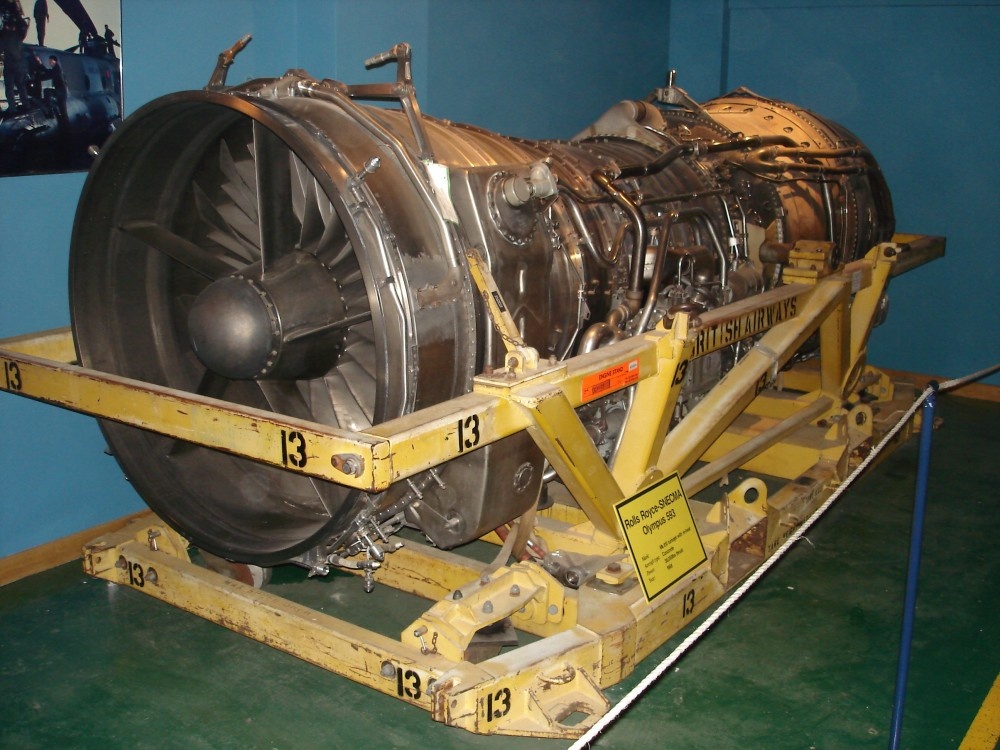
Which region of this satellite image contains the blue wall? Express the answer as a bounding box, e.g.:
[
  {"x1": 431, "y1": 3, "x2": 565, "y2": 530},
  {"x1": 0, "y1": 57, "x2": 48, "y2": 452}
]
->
[{"x1": 1, "y1": 0, "x2": 996, "y2": 558}]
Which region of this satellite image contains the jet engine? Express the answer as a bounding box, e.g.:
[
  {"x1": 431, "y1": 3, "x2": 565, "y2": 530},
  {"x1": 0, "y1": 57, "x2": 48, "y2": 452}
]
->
[{"x1": 69, "y1": 43, "x2": 894, "y2": 572}]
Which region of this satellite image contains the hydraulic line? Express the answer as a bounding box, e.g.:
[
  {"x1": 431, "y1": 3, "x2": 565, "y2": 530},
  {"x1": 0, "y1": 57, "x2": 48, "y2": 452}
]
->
[{"x1": 738, "y1": 145, "x2": 874, "y2": 175}]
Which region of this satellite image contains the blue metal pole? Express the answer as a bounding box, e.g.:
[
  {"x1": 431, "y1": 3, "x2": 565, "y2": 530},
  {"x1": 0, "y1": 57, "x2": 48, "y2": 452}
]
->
[{"x1": 888, "y1": 385, "x2": 938, "y2": 749}]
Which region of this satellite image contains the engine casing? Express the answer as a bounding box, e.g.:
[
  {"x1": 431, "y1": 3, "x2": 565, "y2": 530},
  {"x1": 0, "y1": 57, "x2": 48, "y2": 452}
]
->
[{"x1": 70, "y1": 57, "x2": 893, "y2": 567}]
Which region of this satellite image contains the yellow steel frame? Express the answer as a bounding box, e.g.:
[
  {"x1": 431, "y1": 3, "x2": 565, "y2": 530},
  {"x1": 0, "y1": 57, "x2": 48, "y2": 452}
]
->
[{"x1": 0, "y1": 234, "x2": 943, "y2": 738}]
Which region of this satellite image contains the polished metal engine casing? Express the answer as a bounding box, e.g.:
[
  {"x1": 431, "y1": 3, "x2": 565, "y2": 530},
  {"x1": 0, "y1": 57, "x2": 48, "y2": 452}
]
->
[{"x1": 70, "y1": 54, "x2": 893, "y2": 567}]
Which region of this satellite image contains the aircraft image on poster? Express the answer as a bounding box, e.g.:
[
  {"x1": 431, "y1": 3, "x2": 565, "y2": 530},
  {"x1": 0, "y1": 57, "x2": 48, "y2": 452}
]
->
[{"x1": 0, "y1": 0, "x2": 122, "y2": 177}]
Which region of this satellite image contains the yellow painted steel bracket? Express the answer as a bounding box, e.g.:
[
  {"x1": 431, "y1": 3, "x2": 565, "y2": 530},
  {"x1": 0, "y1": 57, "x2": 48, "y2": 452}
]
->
[{"x1": 0, "y1": 234, "x2": 943, "y2": 738}]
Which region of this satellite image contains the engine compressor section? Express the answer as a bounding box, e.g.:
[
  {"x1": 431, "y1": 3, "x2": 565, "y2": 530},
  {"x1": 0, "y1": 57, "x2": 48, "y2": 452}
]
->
[{"x1": 68, "y1": 41, "x2": 898, "y2": 578}]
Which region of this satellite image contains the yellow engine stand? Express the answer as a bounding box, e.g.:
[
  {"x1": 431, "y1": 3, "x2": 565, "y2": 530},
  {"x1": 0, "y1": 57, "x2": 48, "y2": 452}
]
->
[{"x1": 1, "y1": 235, "x2": 943, "y2": 738}]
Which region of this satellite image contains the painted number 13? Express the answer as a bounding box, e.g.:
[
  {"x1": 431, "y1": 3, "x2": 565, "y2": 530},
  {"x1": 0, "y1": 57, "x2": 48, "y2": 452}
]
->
[
  {"x1": 485, "y1": 687, "x2": 511, "y2": 722},
  {"x1": 280, "y1": 429, "x2": 308, "y2": 468},
  {"x1": 456, "y1": 414, "x2": 481, "y2": 453},
  {"x1": 2, "y1": 360, "x2": 22, "y2": 391}
]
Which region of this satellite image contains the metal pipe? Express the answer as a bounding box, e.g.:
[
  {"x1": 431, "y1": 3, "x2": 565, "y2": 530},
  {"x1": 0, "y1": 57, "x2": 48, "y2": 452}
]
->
[
  {"x1": 681, "y1": 395, "x2": 833, "y2": 495},
  {"x1": 559, "y1": 193, "x2": 618, "y2": 269},
  {"x1": 655, "y1": 279, "x2": 848, "y2": 478},
  {"x1": 594, "y1": 134, "x2": 800, "y2": 306},
  {"x1": 635, "y1": 187, "x2": 726, "y2": 208},
  {"x1": 579, "y1": 304, "x2": 630, "y2": 354},
  {"x1": 678, "y1": 207, "x2": 730, "y2": 290},
  {"x1": 557, "y1": 285, "x2": 590, "y2": 361},
  {"x1": 616, "y1": 134, "x2": 799, "y2": 180},
  {"x1": 616, "y1": 142, "x2": 693, "y2": 180},
  {"x1": 738, "y1": 145, "x2": 873, "y2": 176},
  {"x1": 634, "y1": 211, "x2": 677, "y2": 333},
  {"x1": 207, "y1": 35, "x2": 252, "y2": 88},
  {"x1": 634, "y1": 206, "x2": 731, "y2": 334},
  {"x1": 719, "y1": 194, "x2": 742, "y2": 258},
  {"x1": 592, "y1": 170, "x2": 647, "y2": 310},
  {"x1": 821, "y1": 179, "x2": 837, "y2": 246}
]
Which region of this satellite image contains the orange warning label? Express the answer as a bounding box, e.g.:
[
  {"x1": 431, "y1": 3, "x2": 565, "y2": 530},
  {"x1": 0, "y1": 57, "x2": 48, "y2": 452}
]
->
[{"x1": 581, "y1": 358, "x2": 640, "y2": 402}]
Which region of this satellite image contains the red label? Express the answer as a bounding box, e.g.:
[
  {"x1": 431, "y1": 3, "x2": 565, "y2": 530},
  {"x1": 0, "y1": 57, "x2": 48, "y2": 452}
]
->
[{"x1": 581, "y1": 359, "x2": 640, "y2": 402}]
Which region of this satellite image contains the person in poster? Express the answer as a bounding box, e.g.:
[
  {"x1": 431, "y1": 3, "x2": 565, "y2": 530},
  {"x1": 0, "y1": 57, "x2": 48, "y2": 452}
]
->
[
  {"x1": 33, "y1": 0, "x2": 46, "y2": 45},
  {"x1": 0, "y1": 0, "x2": 29, "y2": 113}
]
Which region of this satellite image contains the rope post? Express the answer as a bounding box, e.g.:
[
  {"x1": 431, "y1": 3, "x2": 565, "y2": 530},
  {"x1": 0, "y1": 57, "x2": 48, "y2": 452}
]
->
[{"x1": 888, "y1": 383, "x2": 938, "y2": 749}]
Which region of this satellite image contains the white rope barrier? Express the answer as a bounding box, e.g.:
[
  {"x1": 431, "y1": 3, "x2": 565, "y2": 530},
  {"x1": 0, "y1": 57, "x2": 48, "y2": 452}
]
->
[
  {"x1": 569, "y1": 361, "x2": 999, "y2": 749},
  {"x1": 937, "y1": 362, "x2": 1000, "y2": 393}
]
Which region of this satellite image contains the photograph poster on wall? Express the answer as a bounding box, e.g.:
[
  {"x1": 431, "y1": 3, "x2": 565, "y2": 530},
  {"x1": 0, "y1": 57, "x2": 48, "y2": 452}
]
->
[{"x1": 0, "y1": 0, "x2": 122, "y2": 177}]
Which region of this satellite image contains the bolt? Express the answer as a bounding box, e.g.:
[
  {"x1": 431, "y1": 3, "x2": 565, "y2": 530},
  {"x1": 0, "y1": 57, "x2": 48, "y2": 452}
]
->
[
  {"x1": 509, "y1": 584, "x2": 521, "y2": 597},
  {"x1": 452, "y1": 589, "x2": 464, "y2": 601},
  {"x1": 482, "y1": 601, "x2": 494, "y2": 614},
  {"x1": 331, "y1": 454, "x2": 364, "y2": 477},
  {"x1": 146, "y1": 568, "x2": 158, "y2": 585},
  {"x1": 380, "y1": 661, "x2": 396, "y2": 678},
  {"x1": 884, "y1": 247, "x2": 897, "y2": 258},
  {"x1": 607, "y1": 562, "x2": 622, "y2": 574},
  {"x1": 483, "y1": 364, "x2": 494, "y2": 376},
  {"x1": 361, "y1": 156, "x2": 381, "y2": 177},
  {"x1": 479, "y1": 574, "x2": 491, "y2": 586},
  {"x1": 548, "y1": 604, "x2": 559, "y2": 616}
]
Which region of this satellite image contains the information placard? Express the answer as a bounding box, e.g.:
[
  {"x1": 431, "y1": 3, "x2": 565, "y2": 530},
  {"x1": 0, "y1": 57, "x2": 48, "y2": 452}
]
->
[
  {"x1": 614, "y1": 473, "x2": 707, "y2": 602},
  {"x1": 581, "y1": 358, "x2": 640, "y2": 402}
]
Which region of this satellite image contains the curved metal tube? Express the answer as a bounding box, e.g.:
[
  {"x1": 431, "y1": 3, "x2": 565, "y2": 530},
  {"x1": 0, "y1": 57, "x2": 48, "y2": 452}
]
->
[
  {"x1": 579, "y1": 304, "x2": 631, "y2": 354},
  {"x1": 560, "y1": 191, "x2": 619, "y2": 269},
  {"x1": 634, "y1": 211, "x2": 678, "y2": 334},
  {"x1": 592, "y1": 169, "x2": 647, "y2": 310},
  {"x1": 738, "y1": 145, "x2": 873, "y2": 176}
]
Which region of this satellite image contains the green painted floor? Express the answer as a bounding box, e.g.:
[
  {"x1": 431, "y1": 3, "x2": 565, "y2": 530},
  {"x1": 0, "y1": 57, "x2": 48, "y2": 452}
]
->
[{"x1": 1, "y1": 395, "x2": 997, "y2": 749}]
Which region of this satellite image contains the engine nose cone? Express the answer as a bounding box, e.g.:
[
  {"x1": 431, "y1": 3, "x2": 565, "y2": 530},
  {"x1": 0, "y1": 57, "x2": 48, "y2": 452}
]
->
[{"x1": 188, "y1": 276, "x2": 279, "y2": 379}]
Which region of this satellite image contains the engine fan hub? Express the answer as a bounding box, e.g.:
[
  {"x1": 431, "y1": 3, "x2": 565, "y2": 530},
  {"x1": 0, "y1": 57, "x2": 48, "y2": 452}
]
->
[{"x1": 188, "y1": 251, "x2": 348, "y2": 380}]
